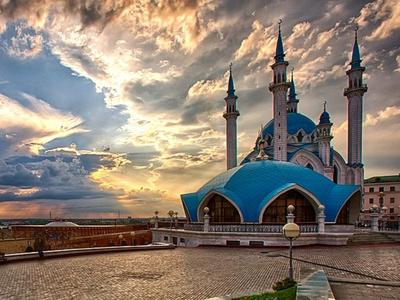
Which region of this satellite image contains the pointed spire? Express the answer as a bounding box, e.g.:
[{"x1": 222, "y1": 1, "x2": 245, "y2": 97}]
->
[
  {"x1": 227, "y1": 62, "x2": 236, "y2": 97},
  {"x1": 351, "y1": 25, "x2": 361, "y2": 69},
  {"x1": 288, "y1": 68, "x2": 297, "y2": 102},
  {"x1": 274, "y1": 19, "x2": 285, "y2": 63}
]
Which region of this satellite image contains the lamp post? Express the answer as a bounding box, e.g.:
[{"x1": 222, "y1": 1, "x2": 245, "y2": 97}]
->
[
  {"x1": 168, "y1": 210, "x2": 174, "y2": 244},
  {"x1": 174, "y1": 211, "x2": 179, "y2": 228},
  {"x1": 154, "y1": 211, "x2": 159, "y2": 229},
  {"x1": 130, "y1": 231, "x2": 136, "y2": 246},
  {"x1": 282, "y1": 222, "x2": 300, "y2": 280}
]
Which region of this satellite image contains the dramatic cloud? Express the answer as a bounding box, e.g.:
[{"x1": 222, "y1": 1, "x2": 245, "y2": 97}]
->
[
  {"x1": 356, "y1": 0, "x2": 400, "y2": 41},
  {"x1": 0, "y1": 93, "x2": 88, "y2": 156}
]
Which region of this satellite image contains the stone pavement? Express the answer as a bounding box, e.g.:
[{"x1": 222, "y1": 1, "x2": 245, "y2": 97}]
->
[{"x1": 0, "y1": 244, "x2": 399, "y2": 300}]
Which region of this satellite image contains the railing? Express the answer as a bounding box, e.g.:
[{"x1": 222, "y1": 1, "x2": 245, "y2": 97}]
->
[
  {"x1": 183, "y1": 223, "x2": 318, "y2": 233},
  {"x1": 357, "y1": 220, "x2": 400, "y2": 232}
]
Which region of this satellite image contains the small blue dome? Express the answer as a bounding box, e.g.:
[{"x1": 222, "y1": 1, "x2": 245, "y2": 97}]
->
[
  {"x1": 319, "y1": 111, "x2": 331, "y2": 124},
  {"x1": 181, "y1": 160, "x2": 360, "y2": 223},
  {"x1": 262, "y1": 113, "x2": 316, "y2": 137}
]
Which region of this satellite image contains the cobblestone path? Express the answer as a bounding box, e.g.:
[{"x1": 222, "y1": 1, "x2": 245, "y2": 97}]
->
[{"x1": 0, "y1": 244, "x2": 399, "y2": 300}]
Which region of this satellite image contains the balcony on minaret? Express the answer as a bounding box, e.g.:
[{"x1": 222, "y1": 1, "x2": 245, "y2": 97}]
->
[{"x1": 344, "y1": 82, "x2": 368, "y2": 96}]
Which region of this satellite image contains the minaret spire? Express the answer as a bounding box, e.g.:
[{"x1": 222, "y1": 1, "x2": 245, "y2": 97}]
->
[
  {"x1": 344, "y1": 26, "x2": 367, "y2": 185},
  {"x1": 351, "y1": 25, "x2": 361, "y2": 69},
  {"x1": 269, "y1": 19, "x2": 290, "y2": 161},
  {"x1": 228, "y1": 62, "x2": 235, "y2": 96},
  {"x1": 287, "y1": 67, "x2": 299, "y2": 113},
  {"x1": 275, "y1": 19, "x2": 285, "y2": 63},
  {"x1": 223, "y1": 63, "x2": 240, "y2": 170}
]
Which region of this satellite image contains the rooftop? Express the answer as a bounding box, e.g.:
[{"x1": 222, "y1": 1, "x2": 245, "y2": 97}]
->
[{"x1": 364, "y1": 175, "x2": 400, "y2": 184}]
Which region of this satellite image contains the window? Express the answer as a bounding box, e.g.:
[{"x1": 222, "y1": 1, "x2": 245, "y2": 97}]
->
[
  {"x1": 262, "y1": 190, "x2": 316, "y2": 224},
  {"x1": 390, "y1": 186, "x2": 395, "y2": 192},
  {"x1": 179, "y1": 238, "x2": 185, "y2": 243},
  {"x1": 163, "y1": 236, "x2": 168, "y2": 241},
  {"x1": 390, "y1": 208, "x2": 394, "y2": 214},
  {"x1": 369, "y1": 187, "x2": 374, "y2": 193},
  {"x1": 297, "y1": 131, "x2": 304, "y2": 143},
  {"x1": 379, "y1": 187, "x2": 384, "y2": 192},
  {"x1": 390, "y1": 198, "x2": 395, "y2": 204},
  {"x1": 306, "y1": 163, "x2": 314, "y2": 170},
  {"x1": 369, "y1": 198, "x2": 374, "y2": 204}
]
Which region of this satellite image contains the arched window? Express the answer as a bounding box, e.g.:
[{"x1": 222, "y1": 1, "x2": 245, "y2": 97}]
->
[
  {"x1": 262, "y1": 190, "x2": 316, "y2": 224},
  {"x1": 297, "y1": 131, "x2": 304, "y2": 143},
  {"x1": 353, "y1": 79, "x2": 357, "y2": 88},
  {"x1": 282, "y1": 73, "x2": 286, "y2": 82},
  {"x1": 349, "y1": 79, "x2": 352, "y2": 88},
  {"x1": 306, "y1": 163, "x2": 314, "y2": 170},
  {"x1": 359, "y1": 78, "x2": 362, "y2": 87},
  {"x1": 333, "y1": 165, "x2": 338, "y2": 183},
  {"x1": 267, "y1": 135, "x2": 272, "y2": 145},
  {"x1": 203, "y1": 194, "x2": 241, "y2": 223}
]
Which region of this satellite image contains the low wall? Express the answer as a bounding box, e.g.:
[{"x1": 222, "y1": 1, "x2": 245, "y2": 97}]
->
[
  {"x1": 0, "y1": 239, "x2": 34, "y2": 254},
  {"x1": 325, "y1": 224, "x2": 354, "y2": 233},
  {"x1": 152, "y1": 229, "x2": 352, "y2": 247}
]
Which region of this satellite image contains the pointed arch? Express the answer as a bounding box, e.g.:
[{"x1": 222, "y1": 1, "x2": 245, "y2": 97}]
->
[
  {"x1": 335, "y1": 189, "x2": 361, "y2": 224},
  {"x1": 290, "y1": 149, "x2": 324, "y2": 174},
  {"x1": 198, "y1": 191, "x2": 244, "y2": 223},
  {"x1": 258, "y1": 184, "x2": 320, "y2": 223},
  {"x1": 333, "y1": 150, "x2": 347, "y2": 184}
]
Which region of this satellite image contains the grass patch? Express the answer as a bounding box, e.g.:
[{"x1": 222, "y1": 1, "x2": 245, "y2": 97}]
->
[{"x1": 234, "y1": 286, "x2": 296, "y2": 300}]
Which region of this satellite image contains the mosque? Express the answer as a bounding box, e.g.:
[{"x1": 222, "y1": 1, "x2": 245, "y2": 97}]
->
[{"x1": 153, "y1": 23, "x2": 367, "y2": 247}]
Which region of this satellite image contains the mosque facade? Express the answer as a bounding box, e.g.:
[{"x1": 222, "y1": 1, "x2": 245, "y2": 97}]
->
[{"x1": 153, "y1": 23, "x2": 367, "y2": 247}]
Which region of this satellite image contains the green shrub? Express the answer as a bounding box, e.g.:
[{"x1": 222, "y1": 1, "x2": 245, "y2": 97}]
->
[{"x1": 272, "y1": 278, "x2": 296, "y2": 291}]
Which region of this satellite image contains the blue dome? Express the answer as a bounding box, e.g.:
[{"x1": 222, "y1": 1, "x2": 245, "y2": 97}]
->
[
  {"x1": 319, "y1": 111, "x2": 331, "y2": 124},
  {"x1": 181, "y1": 160, "x2": 360, "y2": 223},
  {"x1": 262, "y1": 113, "x2": 316, "y2": 137}
]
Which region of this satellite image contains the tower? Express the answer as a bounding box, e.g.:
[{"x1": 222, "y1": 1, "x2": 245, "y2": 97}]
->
[
  {"x1": 287, "y1": 68, "x2": 299, "y2": 113},
  {"x1": 344, "y1": 27, "x2": 367, "y2": 185},
  {"x1": 223, "y1": 64, "x2": 240, "y2": 170},
  {"x1": 317, "y1": 101, "x2": 334, "y2": 180},
  {"x1": 269, "y1": 20, "x2": 290, "y2": 161}
]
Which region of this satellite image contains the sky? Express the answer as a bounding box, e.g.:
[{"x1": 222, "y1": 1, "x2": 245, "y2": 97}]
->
[{"x1": 0, "y1": 0, "x2": 399, "y2": 219}]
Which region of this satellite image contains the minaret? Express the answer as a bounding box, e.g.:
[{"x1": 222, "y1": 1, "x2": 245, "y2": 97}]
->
[
  {"x1": 269, "y1": 20, "x2": 290, "y2": 161},
  {"x1": 344, "y1": 26, "x2": 367, "y2": 185},
  {"x1": 317, "y1": 101, "x2": 333, "y2": 166},
  {"x1": 223, "y1": 63, "x2": 240, "y2": 170},
  {"x1": 287, "y1": 68, "x2": 299, "y2": 113}
]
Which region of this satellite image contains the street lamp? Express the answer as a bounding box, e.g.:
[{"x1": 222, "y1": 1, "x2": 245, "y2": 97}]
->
[{"x1": 282, "y1": 222, "x2": 300, "y2": 280}]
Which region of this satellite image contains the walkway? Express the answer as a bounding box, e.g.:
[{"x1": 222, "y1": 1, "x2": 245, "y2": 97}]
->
[{"x1": 0, "y1": 244, "x2": 399, "y2": 300}]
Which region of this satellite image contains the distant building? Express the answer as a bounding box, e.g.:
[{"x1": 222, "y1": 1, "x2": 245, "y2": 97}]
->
[
  {"x1": 6, "y1": 221, "x2": 151, "y2": 253},
  {"x1": 362, "y1": 174, "x2": 400, "y2": 221}
]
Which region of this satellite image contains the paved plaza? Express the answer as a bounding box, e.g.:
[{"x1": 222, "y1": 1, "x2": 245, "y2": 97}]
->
[{"x1": 0, "y1": 244, "x2": 399, "y2": 300}]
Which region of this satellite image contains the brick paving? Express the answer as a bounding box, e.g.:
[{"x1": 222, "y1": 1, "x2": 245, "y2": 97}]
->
[{"x1": 0, "y1": 244, "x2": 399, "y2": 300}]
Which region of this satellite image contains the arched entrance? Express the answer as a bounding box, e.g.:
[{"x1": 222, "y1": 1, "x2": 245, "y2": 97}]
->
[
  {"x1": 201, "y1": 194, "x2": 241, "y2": 223},
  {"x1": 336, "y1": 191, "x2": 361, "y2": 224},
  {"x1": 262, "y1": 190, "x2": 316, "y2": 224}
]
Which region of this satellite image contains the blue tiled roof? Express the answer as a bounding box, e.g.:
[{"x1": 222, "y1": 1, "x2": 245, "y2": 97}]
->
[
  {"x1": 181, "y1": 160, "x2": 360, "y2": 223},
  {"x1": 262, "y1": 113, "x2": 316, "y2": 137}
]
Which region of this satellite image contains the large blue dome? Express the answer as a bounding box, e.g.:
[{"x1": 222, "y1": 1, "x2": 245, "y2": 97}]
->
[
  {"x1": 262, "y1": 112, "x2": 316, "y2": 137},
  {"x1": 181, "y1": 160, "x2": 359, "y2": 223}
]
